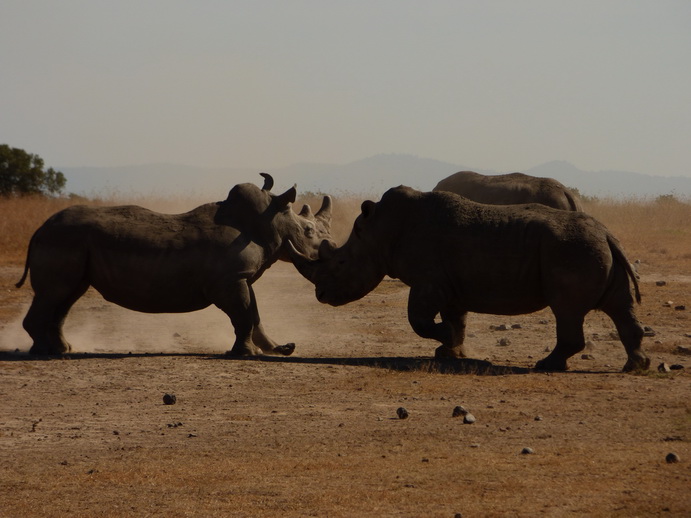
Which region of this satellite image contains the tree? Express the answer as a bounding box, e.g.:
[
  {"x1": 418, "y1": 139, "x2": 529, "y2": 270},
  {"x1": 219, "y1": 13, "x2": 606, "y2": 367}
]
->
[{"x1": 0, "y1": 144, "x2": 66, "y2": 196}]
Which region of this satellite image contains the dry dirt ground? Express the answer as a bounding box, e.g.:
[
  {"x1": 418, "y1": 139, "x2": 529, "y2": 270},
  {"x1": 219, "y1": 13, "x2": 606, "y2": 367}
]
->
[{"x1": 0, "y1": 260, "x2": 689, "y2": 517}]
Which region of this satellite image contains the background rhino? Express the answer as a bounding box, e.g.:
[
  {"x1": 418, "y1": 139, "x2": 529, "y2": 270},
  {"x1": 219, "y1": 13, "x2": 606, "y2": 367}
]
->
[
  {"x1": 433, "y1": 171, "x2": 583, "y2": 211},
  {"x1": 291, "y1": 186, "x2": 649, "y2": 372},
  {"x1": 16, "y1": 174, "x2": 332, "y2": 356}
]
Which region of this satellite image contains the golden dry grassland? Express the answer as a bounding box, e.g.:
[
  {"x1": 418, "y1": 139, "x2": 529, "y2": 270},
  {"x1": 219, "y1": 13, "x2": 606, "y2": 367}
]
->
[{"x1": 2, "y1": 192, "x2": 689, "y2": 274}]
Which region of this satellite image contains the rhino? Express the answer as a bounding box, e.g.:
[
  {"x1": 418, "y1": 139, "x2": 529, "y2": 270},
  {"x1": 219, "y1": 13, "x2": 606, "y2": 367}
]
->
[
  {"x1": 433, "y1": 171, "x2": 583, "y2": 211},
  {"x1": 16, "y1": 174, "x2": 333, "y2": 357},
  {"x1": 290, "y1": 185, "x2": 649, "y2": 372}
]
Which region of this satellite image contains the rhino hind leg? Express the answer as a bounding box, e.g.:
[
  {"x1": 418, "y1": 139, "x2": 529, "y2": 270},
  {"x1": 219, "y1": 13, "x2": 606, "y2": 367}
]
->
[
  {"x1": 24, "y1": 281, "x2": 88, "y2": 355},
  {"x1": 535, "y1": 313, "x2": 586, "y2": 371},
  {"x1": 602, "y1": 305, "x2": 649, "y2": 372}
]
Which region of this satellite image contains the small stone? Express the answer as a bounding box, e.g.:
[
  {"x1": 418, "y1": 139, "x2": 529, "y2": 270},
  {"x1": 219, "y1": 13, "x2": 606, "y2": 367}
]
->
[
  {"x1": 655, "y1": 280, "x2": 667, "y2": 286},
  {"x1": 544, "y1": 346, "x2": 551, "y2": 353},
  {"x1": 162, "y1": 393, "x2": 177, "y2": 405},
  {"x1": 643, "y1": 326, "x2": 656, "y2": 337},
  {"x1": 658, "y1": 363, "x2": 671, "y2": 373},
  {"x1": 581, "y1": 354, "x2": 595, "y2": 360},
  {"x1": 534, "y1": 416, "x2": 543, "y2": 421},
  {"x1": 670, "y1": 364, "x2": 684, "y2": 371},
  {"x1": 452, "y1": 405, "x2": 469, "y2": 417},
  {"x1": 511, "y1": 323, "x2": 522, "y2": 329},
  {"x1": 490, "y1": 324, "x2": 509, "y2": 331},
  {"x1": 609, "y1": 331, "x2": 620, "y2": 340},
  {"x1": 677, "y1": 345, "x2": 691, "y2": 354},
  {"x1": 463, "y1": 413, "x2": 476, "y2": 424},
  {"x1": 539, "y1": 320, "x2": 549, "y2": 325},
  {"x1": 469, "y1": 443, "x2": 480, "y2": 448},
  {"x1": 396, "y1": 407, "x2": 409, "y2": 419},
  {"x1": 674, "y1": 305, "x2": 686, "y2": 311},
  {"x1": 497, "y1": 338, "x2": 511, "y2": 347},
  {"x1": 521, "y1": 447, "x2": 534, "y2": 455},
  {"x1": 665, "y1": 452, "x2": 680, "y2": 463},
  {"x1": 663, "y1": 301, "x2": 673, "y2": 308},
  {"x1": 173, "y1": 332, "x2": 181, "y2": 338}
]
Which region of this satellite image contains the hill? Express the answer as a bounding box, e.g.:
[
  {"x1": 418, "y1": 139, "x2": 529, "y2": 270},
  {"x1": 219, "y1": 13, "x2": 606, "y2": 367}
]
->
[{"x1": 61, "y1": 155, "x2": 691, "y2": 199}]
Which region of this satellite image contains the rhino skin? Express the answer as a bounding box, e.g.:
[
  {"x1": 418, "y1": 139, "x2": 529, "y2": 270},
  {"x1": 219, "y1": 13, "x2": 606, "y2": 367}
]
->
[
  {"x1": 16, "y1": 174, "x2": 333, "y2": 357},
  {"x1": 433, "y1": 171, "x2": 583, "y2": 211},
  {"x1": 290, "y1": 185, "x2": 649, "y2": 372}
]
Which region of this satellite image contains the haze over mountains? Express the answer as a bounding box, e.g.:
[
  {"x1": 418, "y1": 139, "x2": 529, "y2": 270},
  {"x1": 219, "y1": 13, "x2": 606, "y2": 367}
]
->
[{"x1": 61, "y1": 154, "x2": 691, "y2": 200}]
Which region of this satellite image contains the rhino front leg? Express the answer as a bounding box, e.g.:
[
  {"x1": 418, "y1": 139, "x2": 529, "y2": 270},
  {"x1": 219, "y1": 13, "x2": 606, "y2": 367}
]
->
[
  {"x1": 215, "y1": 279, "x2": 262, "y2": 357},
  {"x1": 248, "y1": 287, "x2": 295, "y2": 356},
  {"x1": 407, "y1": 285, "x2": 468, "y2": 359},
  {"x1": 535, "y1": 312, "x2": 586, "y2": 371}
]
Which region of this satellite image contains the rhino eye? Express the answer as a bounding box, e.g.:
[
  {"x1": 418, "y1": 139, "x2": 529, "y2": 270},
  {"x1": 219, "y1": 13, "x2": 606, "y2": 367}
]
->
[{"x1": 305, "y1": 225, "x2": 316, "y2": 237}]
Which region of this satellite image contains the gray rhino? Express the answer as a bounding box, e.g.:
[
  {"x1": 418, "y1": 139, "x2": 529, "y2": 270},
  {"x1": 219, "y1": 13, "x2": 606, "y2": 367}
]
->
[
  {"x1": 290, "y1": 186, "x2": 649, "y2": 372},
  {"x1": 16, "y1": 174, "x2": 333, "y2": 357},
  {"x1": 434, "y1": 171, "x2": 583, "y2": 211}
]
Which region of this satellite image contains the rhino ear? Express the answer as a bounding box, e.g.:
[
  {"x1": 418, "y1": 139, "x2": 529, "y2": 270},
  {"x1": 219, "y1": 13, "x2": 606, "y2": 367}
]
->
[
  {"x1": 275, "y1": 184, "x2": 297, "y2": 209},
  {"x1": 360, "y1": 200, "x2": 376, "y2": 220},
  {"x1": 315, "y1": 195, "x2": 332, "y2": 222},
  {"x1": 299, "y1": 204, "x2": 314, "y2": 218},
  {"x1": 260, "y1": 172, "x2": 274, "y2": 191}
]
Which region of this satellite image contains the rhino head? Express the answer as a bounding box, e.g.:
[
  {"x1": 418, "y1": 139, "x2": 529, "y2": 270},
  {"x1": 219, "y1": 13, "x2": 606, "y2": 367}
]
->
[
  {"x1": 289, "y1": 199, "x2": 387, "y2": 306},
  {"x1": 215, "y1": 173, "x2": 333, "y2": 262}
]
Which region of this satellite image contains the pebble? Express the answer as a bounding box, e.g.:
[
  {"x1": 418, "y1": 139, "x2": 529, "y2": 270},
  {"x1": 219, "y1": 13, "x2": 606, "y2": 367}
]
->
[
  {"x1": 663, "y1": 301, "x2": 674, "y2": 308},
  {"x1": 490, "y1": 324, "x2": 509, "y2": 331},
  {"x1": 511, "y1": 323, "x2": 522, "y2": 329},
  {"x1": 396, "y1": 407, "x2": 409, "y2": 419},
  {"x1": 521, "y1": 447, "x2": 534, "y2": 455},
  {"x1": 534, "y1": 416, "x2": 543, "y2": 421},
  {"x1": 658, "y1": 363, "x2": 671, "y2": 373},
  {"x1": 670, "y1": 364, "x2": 684, "y2": 371},
  {"x1": 674, "y1": 305, "x2": 686, "y2": 311},
  {"x1": 643, "y1": 326, "x2": 656, "y2": 337},
  {"x1": 655, "y1": 280, "x2": 667, "y2": 286},
  {"x1": 581, "y1": 354, "x2": 595, "y2": 360},
  {"x1": 665, "y1": 452, "x2": 680, "y2": 464},
  {"x1": 452, "y1": 405, "x2": 469, "y2": 417},
  {"x1": 497, "y1": 338, "x2": 511, "y2": 347},
  {"x1": 162, "y1": 393, "x2": 177, "y2": 405},
  {"x1": 463, "y1": 413, "x2": 476, "y2": 424}
]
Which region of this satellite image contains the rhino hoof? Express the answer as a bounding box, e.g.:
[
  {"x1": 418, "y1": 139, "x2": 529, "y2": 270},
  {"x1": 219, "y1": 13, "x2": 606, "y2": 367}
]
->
[
  {"x1": 274, "y1": 343, "x2": 296, "y2": 356},
  {"x1": 622, "y1": 356, "x2": 650, "y2": 373},
  {"x1": 534, "y1": 358, "x2": 567, "y2": 372}
]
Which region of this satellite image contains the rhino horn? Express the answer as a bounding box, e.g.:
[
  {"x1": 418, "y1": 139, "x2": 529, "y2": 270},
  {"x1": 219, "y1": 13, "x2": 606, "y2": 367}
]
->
[
  {"x1": 315, "y1": 195, "x2": 332, "y2": 223},
  {"x1": 274, "y1": 185, "x2": 297, "y2": 209},
  {"x1": 260, "y1": 172, "x2": 274, "y2": 191},
  {"x1": 299, "y1": 204, "x2": 314, "y2": 218},
  {"x1": 287, "y1": 240, "x2": 317, "y2": 281},
  {"x1": 318, "y1": 239, "x2": 336, "y2": 260}
]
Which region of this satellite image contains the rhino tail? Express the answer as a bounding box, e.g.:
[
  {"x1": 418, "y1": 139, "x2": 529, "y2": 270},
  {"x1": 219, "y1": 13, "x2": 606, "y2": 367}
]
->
[
  {"x1": 564, "y1": 190, "x2": 583, "y2": 212},
  {"x1": 607, "y1": 234, "x2": 641, "y2": 304},
  {"x1": 15, "y1": 234, "x2": 33, "y2": 289}
]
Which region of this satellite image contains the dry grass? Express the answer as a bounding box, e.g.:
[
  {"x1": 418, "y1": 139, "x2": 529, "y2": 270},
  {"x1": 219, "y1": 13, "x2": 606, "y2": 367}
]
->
[
  {"x1": 3, "y1": 193, "x2": 689, "y2": 271},
  {"x1": 583, "y1": 196, "x2": 691, "y2": 275}
]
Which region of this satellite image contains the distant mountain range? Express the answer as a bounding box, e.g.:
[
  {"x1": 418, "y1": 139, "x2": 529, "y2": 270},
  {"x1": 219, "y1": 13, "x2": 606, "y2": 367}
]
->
[{"x1": 61, "y1": 154, "x2": 691, "y2": 200}]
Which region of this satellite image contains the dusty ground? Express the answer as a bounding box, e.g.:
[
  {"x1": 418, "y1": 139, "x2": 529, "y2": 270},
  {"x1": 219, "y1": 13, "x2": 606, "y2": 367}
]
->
[{"x1": 0, "y1": 260, "x2": 689, "y2": 517}]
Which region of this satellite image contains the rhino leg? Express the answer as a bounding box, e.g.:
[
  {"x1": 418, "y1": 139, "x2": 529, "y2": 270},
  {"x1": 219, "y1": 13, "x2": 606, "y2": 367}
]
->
[
  {"x1": 248, "y1": 288, "x2": 295, "y2": 356},
  {"x1": 407, "y1": 286, "x2": 469, "y2": 359},
  {"x1": 535, "y1": 313, "x2": 586, "y2": 371},
  {"x1": 217, "y1": 280, "x2": 263, "y2": 357},
  {"x1": 601, "y1": 303, "x2": 649, "y2": 372},
  {"x1": 24, "y1": 282, "x2": 88, "y2": 355}
]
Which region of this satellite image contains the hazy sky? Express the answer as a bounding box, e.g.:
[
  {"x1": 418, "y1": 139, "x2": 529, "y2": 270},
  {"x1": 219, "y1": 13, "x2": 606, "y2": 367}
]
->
[{"x1": 2, "y1": 1, "x2": 690, "y2": 176}]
